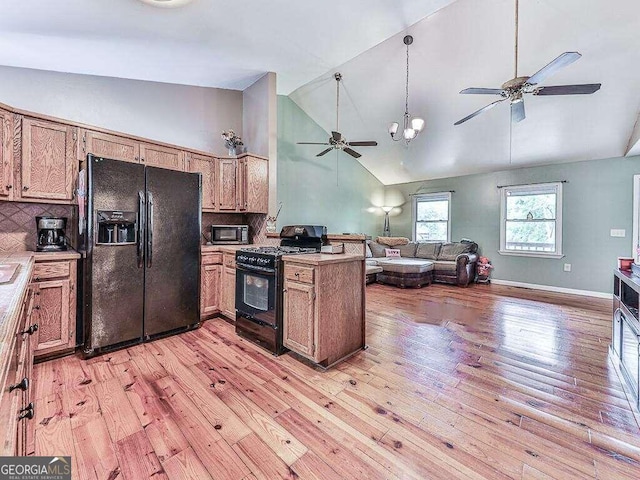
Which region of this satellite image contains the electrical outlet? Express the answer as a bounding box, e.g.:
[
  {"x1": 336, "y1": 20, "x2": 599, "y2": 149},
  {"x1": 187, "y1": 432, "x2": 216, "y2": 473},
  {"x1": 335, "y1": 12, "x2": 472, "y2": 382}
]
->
[
  {"x1": 563, "y1": 263, "x2": 571, "y2": 272},
  {"x1": 610, "y1": 229, "x2": 626, "y2": 237}
]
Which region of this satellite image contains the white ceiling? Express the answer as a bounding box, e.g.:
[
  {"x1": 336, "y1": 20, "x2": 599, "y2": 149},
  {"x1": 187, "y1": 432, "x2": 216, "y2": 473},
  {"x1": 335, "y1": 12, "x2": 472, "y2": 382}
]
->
[
  {"x1": 0, "y1": 0, "x2": 455, "y2": 94},
  {"x1": 2, "y1": 0, "x2": 639, "y2": 185},
  {"x1": 290, "y1": 0, "x2": 640, "y2": 184}
]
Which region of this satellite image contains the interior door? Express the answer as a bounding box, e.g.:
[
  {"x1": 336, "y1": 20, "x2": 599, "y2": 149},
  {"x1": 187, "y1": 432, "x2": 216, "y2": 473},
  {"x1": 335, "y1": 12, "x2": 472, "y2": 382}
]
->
[
  {"x1": 144, "y1": 167, "x2": 201, "y2": 337},
  {"x1": 87, "y1": 157, "x2": 146, "y2": 351}
]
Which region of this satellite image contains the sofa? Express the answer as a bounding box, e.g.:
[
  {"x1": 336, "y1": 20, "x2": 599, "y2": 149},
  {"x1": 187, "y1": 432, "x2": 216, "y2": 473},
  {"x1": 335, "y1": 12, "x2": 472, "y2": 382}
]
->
[{"x1": 366, "y1": 239, "x2": 478, "y2": 287}]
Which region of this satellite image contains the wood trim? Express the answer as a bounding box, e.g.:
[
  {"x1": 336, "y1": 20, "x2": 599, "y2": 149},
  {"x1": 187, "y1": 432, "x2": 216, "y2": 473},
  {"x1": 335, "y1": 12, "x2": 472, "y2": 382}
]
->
[
  {"x1": 490, "y1": 279, "x2": 613, "y2": 299},
  {"x1": 0, "y1": 109, "x2": 13, "y2": 198}
]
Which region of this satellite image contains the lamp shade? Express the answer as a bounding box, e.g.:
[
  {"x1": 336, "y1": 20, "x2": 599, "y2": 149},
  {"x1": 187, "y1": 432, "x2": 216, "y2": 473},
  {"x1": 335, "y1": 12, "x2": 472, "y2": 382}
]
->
[
  {"x1": 411, "y1": 117, "x2": 425, "y2": 132},
  {"x1": 388, "y1": 122, "x2": 399, "y2": 135},
  {"x1": 403, "y1": 128, "x2": 416, "y2": 140}
]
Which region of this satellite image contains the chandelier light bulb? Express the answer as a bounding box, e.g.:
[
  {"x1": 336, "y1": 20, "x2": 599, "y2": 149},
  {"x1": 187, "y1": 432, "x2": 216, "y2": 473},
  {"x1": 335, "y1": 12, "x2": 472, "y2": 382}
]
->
[
  {"x1": 388, "y1": 122, "x2": 399, "y2": 135},
  {"x1": 403, "y1": 128, "x2": 416, "y2": 140}
]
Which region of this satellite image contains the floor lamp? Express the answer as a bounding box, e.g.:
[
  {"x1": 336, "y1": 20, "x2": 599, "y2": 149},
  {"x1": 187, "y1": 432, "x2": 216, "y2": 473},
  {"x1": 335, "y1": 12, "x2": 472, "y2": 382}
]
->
[{"x1": 381, "y1": 206, "x2": 393, "y2": 237}]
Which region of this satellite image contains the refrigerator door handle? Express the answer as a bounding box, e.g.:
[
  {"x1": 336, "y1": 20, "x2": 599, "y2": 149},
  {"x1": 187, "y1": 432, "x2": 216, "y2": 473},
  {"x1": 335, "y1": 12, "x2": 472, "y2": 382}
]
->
[
  {"x1": 147, "y1": 191, "x2": 154, "y2": 268},
  {"x1": 138, "y1": 191, "x2": 145, "y2": 268}
]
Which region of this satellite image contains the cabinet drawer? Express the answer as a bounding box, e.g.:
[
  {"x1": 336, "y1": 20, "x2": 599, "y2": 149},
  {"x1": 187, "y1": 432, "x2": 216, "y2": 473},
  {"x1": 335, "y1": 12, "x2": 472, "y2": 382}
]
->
[
  {"x1": 223, "y1": 254, "x2": 236, "y2": 268},
  {"x1": 32, "y1": 261, "x2": 70, "y2": 281},
  {"x1": 202, "y1": 253, "x2": 222, "y2": 265},
  {"x1": 284, "y1": 264, "x2": 315, "y2": 284}
]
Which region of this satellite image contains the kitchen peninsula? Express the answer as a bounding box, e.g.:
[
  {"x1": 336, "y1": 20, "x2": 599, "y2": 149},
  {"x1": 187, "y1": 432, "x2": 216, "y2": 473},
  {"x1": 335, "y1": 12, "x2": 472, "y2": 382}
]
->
[{"x1": 282, "y1": 253, "x2": 365, "y2": 368}]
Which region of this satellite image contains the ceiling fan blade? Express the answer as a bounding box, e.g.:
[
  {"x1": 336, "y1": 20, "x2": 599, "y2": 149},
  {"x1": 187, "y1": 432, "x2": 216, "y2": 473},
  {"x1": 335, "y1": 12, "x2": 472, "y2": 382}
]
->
[
  {"x1": 534, "y1": 84, "x2": 601, "y2": 96},
  {"x1": 297, "y1": 142, "x2": 330, "y2": 145},
  {"x1": 460, "y1": 88, "x2": 505, "y2": 95},
  {"x1": 343, "y1": 148, "x2": 361, "y2": 158},
  {"x1": 511, "y1": 100, "x2": 526, "y2": 123},
  {"x1": 331, "y1": 131, "x2": 342, "y2": 142},
  {"x1": 454, "y1": 98, "x2": 506, "y2": 126},
  {"x1": 527, "y1": 52, "x2": 582, "y2": 85},
  {"x1": 316, "y1": 148, "x2": 334, "y2": 157},
  {"x1": 347, "y1": 141, "x2": 378, "y2": 147}
]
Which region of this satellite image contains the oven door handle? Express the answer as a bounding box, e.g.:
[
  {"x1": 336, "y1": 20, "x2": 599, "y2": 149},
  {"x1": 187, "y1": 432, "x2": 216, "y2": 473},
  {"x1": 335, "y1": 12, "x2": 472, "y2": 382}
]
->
[{"x1": 236, "y1": 264, "x2": 276, "y2": 275}]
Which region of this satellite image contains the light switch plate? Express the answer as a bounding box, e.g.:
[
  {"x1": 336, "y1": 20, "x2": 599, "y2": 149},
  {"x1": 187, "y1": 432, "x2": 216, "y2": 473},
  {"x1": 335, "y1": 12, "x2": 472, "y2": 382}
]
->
[
  {"x1": 610, "y1": 229, "x2": 626, "y2": 237},
  {"x1": 563, "y1": 263, "x2": 571, "y2": 272}
]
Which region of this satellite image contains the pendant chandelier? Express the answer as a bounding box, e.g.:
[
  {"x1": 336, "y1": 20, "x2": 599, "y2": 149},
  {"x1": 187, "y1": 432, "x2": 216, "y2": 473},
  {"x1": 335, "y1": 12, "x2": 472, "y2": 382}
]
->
[{"x1": 388, "y1": 35, "x2": 424, "y2": 144}]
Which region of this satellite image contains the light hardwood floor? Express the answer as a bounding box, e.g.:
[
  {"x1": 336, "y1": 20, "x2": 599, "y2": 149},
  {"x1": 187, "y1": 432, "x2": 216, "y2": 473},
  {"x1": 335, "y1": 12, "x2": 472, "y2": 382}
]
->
[{"x1": 31, "y1": 283, "x2": 640, "y2": 479}]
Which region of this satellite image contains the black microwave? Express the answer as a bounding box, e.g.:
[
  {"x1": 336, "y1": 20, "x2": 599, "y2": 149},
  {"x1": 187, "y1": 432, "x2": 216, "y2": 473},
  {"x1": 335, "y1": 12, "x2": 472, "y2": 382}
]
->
[{"x1": 210, "y1": 225, "x2": 249, "y2": 244}]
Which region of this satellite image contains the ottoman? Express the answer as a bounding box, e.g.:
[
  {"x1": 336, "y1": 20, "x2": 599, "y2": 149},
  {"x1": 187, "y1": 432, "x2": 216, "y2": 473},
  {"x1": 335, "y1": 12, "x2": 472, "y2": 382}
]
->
[
  {"x1": 376, "y1": 258, "x2": 435, "y2": 288},
  {"x1": 365, "y1": 265, "x2": 383, "y2": 284}
]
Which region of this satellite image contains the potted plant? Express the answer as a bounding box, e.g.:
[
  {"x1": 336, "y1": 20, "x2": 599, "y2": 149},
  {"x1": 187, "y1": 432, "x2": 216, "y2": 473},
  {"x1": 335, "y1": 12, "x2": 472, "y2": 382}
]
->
[{"x1": 221, "y1": 130, "x2": 244, "y2": 156}]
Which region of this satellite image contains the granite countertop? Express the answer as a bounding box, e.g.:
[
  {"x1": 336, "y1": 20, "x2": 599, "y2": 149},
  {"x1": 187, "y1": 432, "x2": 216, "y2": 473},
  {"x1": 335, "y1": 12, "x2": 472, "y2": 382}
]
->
[
  {"x1": 0, "y1": 253, "x2": 35, "y2": 393},
  {"x1": 281, "y1": 253, "x2": 364, "y2": 266}
]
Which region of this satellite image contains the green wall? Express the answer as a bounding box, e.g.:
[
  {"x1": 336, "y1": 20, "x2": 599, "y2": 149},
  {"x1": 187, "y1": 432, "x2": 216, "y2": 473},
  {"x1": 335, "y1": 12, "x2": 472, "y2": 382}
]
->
[
  {"x1": 277, "y1": 95, "x2": 384, "y2": 235},
  {"x1": 388, "y1": 156, "x2": 640, "y2": 294}
]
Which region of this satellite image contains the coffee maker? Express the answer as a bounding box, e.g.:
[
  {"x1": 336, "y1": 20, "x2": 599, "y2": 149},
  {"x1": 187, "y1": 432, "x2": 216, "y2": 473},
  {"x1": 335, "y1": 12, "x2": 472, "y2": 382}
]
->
[{"x1": 36, "y1": 216, "x2": 68, "y2": 252}]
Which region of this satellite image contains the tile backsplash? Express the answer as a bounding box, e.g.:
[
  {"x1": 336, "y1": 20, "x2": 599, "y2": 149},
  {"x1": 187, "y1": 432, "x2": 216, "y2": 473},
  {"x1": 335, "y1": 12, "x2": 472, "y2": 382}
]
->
[{"x1": 0, "y1": 202, "x2": 77, "y2": 252}]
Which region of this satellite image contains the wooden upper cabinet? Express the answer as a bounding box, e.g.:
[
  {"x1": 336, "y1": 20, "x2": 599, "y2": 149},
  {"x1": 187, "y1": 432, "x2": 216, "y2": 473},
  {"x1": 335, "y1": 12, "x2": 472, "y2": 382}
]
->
[
  {"x1": 20, "y1": 117, "x2": 77, "y2": 202},
  {"x1": 217, "y1": 158, "x2": 238, "y2": 211},
  {"x1": 0, "y1": 109, "x2": 13, "y2": 199},
  {"x1": 83, "y1": 130, "x2": 140, "y2": 163},
  {"x1": 239, "y1": 155, "x2": 268, "y2": 214},
  {"x1": 186, "y1": 153, "x2": 216, "y2": 211},
  {"x1": 140, "y1": 143, "x2": 184, "y2": 171}
]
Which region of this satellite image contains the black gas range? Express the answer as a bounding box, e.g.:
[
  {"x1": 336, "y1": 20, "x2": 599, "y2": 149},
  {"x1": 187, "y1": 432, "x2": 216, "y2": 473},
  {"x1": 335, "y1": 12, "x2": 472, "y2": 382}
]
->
[{"x1": 234, "y1": 226, "x2": 327, "y2": 355}]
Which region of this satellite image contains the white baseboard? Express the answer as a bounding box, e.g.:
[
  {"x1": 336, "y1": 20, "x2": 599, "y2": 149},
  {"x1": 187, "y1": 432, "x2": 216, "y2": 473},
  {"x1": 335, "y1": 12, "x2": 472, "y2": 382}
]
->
[{"x1": 490, "y1": 279, "x2": 612, "y2": 300}]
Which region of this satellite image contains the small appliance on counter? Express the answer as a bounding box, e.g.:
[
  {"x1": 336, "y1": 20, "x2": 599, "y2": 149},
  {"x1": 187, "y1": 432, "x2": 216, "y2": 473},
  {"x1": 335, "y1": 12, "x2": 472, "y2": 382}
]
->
[
  {"x1": 210, "y1": 224, "x2": 249, "y2": 245},
  {"x1": 234, "y1": 225, "x2": 327, "y2": 355},
  {"x1": 36, "y1": 216, "x2": 68, "y2": 252}
]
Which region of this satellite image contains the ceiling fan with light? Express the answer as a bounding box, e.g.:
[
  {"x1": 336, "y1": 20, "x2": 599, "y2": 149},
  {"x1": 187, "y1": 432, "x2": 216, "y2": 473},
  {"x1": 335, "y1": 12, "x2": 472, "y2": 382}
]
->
[
  {"x1": 454, "y1": 0, "x2": 601, "y2": 126},
  {"x1": 297, "y1": 73, "x2": 378, "y2": 159}
]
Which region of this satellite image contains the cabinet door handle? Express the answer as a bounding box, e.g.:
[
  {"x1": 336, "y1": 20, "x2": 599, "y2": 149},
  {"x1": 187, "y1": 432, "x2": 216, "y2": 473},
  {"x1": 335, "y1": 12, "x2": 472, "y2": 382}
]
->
[
  {"x1": 9, "y1": 377, "x2": 29, "y2": 393},
  {"x1": 6, "y1": 185, "x2": 11, "y2": 190},
  {"x1": 21, "y1": 324, "x2": 38, "y2": 336},
  {"x1": 283, "y1": 288, "x2": 287, "y2": 293},
  {"x1": 18, "y1": 403, "x2": 34, "y2": 420},
  {"x1": 23, "y1": 186, "x2": 29, "y2": 191},
  {"x1": 34, "y1": 305, "x2": 40, "y2": 310}
]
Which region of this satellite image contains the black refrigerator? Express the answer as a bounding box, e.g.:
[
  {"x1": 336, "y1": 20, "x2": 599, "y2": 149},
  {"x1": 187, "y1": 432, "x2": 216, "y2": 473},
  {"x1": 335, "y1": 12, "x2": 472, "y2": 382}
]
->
[{"x1": 80, "y1": 155, "x2": 201, "y2": 357}]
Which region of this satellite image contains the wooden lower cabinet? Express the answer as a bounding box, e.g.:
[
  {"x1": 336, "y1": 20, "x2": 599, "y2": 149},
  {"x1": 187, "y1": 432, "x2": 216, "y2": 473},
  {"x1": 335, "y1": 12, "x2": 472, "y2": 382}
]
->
[
  {"x1": 30, "y1": 259, "x2": 77, "y2": 361},
  {"x1": 0, "y1": 285, "x2": 37, "y2": 456},
  {"x1": 201, "y1": 264, "x2": 221, "y2": 318},
  {"x1": 282, "y1": 281, "x2": 315, "y2": 357},
  {"x1": 282, "y1": 256, "x2": 365, "y2": 367},
  {"x1": 200, "y1": 252, "x2": 236, "y2": 321},
  {"x1": 221, "y1": 265, "x2": 237, "y2": 320}
]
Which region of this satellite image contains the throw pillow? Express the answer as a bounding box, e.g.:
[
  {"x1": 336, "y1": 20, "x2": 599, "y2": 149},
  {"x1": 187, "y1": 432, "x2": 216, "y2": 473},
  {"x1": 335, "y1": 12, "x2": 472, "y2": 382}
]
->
[
  {"x1": 416, "y1": 242, "x2": 442, "y2": 260},
  {"x1": 368, "y1": 241, "x2": 387, "y2": 258},
  {"x1": 398, "y1": 242, "x2": 417, "y2": 258},
  {"x1": 377, "y1": 236, "x2": 410, "y2": 247},
  {"x1": 385, "y1": 248, "x2": 401, "y2": 258},
  {"x1": 438, "y1": 242, "x2": 474, "y2": 261}
]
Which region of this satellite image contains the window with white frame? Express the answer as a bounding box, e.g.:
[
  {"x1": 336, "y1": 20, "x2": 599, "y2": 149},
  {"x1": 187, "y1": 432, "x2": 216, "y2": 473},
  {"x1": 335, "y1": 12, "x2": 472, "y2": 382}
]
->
[
  {"x1": 499, "y1": 182, "x2": 563, "y2": 258},
  {"x1": 412, "y1": 192, "x2": 451, "y2": 242}
]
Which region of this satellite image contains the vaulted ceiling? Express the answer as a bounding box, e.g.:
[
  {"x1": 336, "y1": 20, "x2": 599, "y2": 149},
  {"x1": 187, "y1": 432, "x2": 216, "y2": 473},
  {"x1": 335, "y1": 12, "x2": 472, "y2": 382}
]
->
[{"x1": 2, "y1": 0, "x2": 639, "y2": 185}]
